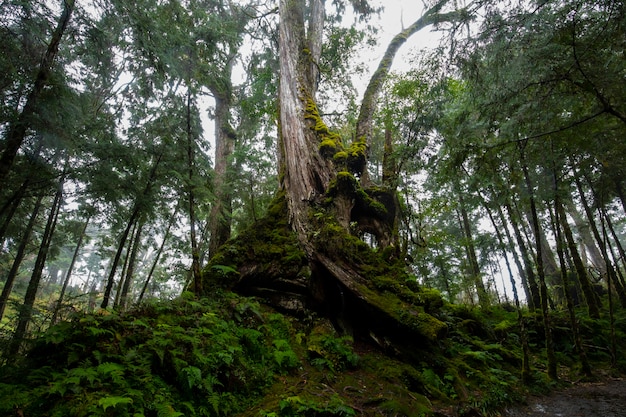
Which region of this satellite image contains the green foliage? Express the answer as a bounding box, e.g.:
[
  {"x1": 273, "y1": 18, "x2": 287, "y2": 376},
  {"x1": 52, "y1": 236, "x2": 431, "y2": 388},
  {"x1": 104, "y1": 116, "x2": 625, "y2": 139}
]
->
[
  {"x1": 307, "y1": 324, "x2": 359, "y2": 373},
  {"x1": 0, "y1": 294, "x2": 301, "y2": 416},
  {"x1": 275, "y1": 394, "x2": 356, "y2": 417},
  {"x1": 202, "y1": 192, "x2": 306, "y2": 290}
]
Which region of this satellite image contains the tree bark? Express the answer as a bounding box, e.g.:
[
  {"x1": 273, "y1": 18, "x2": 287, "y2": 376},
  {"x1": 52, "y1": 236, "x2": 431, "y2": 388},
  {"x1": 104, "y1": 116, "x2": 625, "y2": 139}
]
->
[
  {"x1": 137, "y1": 213, "x2": 175, "y2": 304},
  {"x1": 457, "y1": 190, "x2": 489, "y2": 307},
  {"x1": 0, "y1": 0, "x2": 75, "y2": 182},
  {"x1": 552, "y1": 173, "x2": 592, "y2": 377},
  {"x1": 101, "y1": 152, "x2": 163, "y2": 308},
  {"x1": 504, "y1": 200, "x2": 541, "y2": 310},
  {"x1": 494, "y1": 201, "x2": 531, "y2": 304},
  {"x1": 574, "y1": 169, "x2": 626, "y2": 307},
  {"x1": 520, "y1": 144, "x2": 557, "y2": 381},
  {"x1": 51, "y1": 214, "x2": 90, "y2": 325},
  {"x1": 565, "y1": 199, "x2": 605, "y2": 275},
  {"x1": 0, "y1": 193, "x2": 45, "y2": 321},
  {"x1": 207, "y1": 90, "x2": 236, "y2": 259},
  {"x1": 119, "y1": 220, "x2": 143, "y2": 310},
  {"x1": 201, "y1": 0, "x2": 456, "y2": 353},
  {"x1": 185, "y1": 91, "x2": 202, "y2": 293},
  {"x1": 7, "y1": 173, "x2": 64, "y2": 358}
]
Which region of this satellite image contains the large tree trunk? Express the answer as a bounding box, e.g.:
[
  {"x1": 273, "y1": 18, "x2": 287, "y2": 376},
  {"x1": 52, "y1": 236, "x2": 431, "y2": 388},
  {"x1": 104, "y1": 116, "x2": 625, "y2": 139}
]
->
[
  {"x1": 200, "y1": 0, "x2": 454, "y2": 353},
  {"x1": 207, "y1": 89, "x2": 236, "y2": 258}
]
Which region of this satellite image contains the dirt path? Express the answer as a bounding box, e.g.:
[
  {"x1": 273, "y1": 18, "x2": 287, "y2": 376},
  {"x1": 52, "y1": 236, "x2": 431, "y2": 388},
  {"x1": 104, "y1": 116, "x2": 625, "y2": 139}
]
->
[{"x1": 503, "y1": 378, "x2": 626, "y2": 417}]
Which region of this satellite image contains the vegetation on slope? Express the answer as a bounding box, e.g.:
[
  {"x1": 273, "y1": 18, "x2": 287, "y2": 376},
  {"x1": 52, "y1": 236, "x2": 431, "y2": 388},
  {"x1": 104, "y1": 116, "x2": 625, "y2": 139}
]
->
[{"x1": 1, "y1": 289, "x2": 624, "y2": 417}]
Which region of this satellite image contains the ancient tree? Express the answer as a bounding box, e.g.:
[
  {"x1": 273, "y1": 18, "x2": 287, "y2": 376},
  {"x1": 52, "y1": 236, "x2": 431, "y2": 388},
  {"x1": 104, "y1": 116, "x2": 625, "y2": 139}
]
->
[{"x1": 202, "y1": 0, "x2": 458, "y2": 352}]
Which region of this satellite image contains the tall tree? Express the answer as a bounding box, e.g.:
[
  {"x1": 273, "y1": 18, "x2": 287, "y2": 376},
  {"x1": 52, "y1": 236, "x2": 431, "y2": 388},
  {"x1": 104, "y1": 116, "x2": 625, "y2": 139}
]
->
[
  {"x1": 201, "y1": 0, "x2": 466, "y2": 351},
  {"x1": 6, "y1": 169, "x2": 65, "y2": 358},
  {"x1": 0, "y1": 0, "x2": 75, "y2": 182}
]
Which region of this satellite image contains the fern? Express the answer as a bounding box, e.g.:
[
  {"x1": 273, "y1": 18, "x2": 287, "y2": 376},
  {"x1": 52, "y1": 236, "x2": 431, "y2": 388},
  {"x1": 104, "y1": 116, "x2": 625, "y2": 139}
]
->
[
  {"x1": 211, "y1": 264, "x2": 240, "y2": 276},
  {"x1": 181, "y1": 366, "x2": 202, "y2": 390},
  {"x1": 156, "y1": 403, "x2": 184, "y2": 417},
  {"x1": 98, "y1": 395, "x2": 132, "y2": 411}
]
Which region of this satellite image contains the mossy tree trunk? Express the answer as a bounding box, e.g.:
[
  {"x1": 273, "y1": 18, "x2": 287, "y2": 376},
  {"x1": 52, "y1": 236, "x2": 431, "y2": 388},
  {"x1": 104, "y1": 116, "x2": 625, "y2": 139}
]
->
[{"x1": 200, "y1": 0, "x2": 461, "y2": 352}]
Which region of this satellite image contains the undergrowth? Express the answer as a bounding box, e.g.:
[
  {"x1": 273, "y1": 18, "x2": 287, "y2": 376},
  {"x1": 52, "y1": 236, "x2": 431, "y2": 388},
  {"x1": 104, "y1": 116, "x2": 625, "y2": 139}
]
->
[{"x1": 0, "y1": 291, "x2": 624, "y2": 417}]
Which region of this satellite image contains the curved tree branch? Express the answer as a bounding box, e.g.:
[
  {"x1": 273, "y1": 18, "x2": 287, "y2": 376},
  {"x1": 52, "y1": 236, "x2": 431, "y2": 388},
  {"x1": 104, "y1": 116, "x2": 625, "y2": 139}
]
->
[{"x1": 354, "y1": 0, "x2": 462, "y2": 183}]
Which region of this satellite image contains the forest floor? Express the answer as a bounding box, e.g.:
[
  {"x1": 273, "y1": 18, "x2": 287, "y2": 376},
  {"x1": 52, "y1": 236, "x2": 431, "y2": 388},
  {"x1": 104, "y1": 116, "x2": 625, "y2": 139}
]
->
[{"x1": 503, "y1": 376, "x2": 626, "y2": 417}]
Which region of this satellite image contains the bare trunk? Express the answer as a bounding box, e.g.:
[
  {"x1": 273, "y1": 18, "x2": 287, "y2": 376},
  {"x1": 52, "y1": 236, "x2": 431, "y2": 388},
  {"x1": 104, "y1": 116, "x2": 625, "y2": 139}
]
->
[
  {"x1": 574, "y1": 170, "x2": 626, "y2": 307},
  {"x1": 207, "y1": 92, "x2": 236, "y2": 258},
  {"x1": 457, "y1": 191, "x2": 489, "y2": 307},
  {"x1": 51, "y1": 214, "x2": 90, "y2": 324},
  {"x1": 0, "y1": 194, "x2": 45, "y2": 321},
  {"x1": 138, "y1": 213, "x2": 175, "y2": 304},
  {"x1": 565, "y1": 199, "x2": 605, "y2": 275},
  {"x1": 101, "y1": 152, "x2": 163, "y2": 308},
  {"x1": 119, "y1": 220, "x2": 143, "y2": 310},
  {"x1": 556, "y1": 197, "x2": 600, "y2": 318},
  {"x1": 7, "y1": 173, "x2": 64, "y2": 358},
  {"x1": 552, "y1": 172, "x2": 592, "y2": 377},
  {"x1": 185, "y1": 92, "x2": 202, "y2": 293},
  {"x1": 494, "y1": 200, "x2": 532, "y2": 305},
  {"x1": 520, "y1": 144, "x2": 557, "y2": 381},
  {"x1": 505, "y1": 200, "x2": 541, "y2": 310}
]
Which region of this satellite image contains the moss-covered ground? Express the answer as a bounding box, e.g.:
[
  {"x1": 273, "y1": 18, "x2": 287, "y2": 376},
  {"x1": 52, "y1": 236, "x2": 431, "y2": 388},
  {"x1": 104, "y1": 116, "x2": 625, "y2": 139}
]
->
[{"x1": 1, "y1": 289, "x2": 624, "y2": 417}]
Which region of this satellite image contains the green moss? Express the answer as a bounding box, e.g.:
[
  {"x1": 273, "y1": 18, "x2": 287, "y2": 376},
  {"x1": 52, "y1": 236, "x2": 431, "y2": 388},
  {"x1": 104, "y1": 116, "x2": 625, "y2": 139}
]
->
[
  {"x1": 345, "y1": 136, "x2": 367, "y2": 175},
  {"x1": 202, "y1": 192, "x2": 305, "y2": 290},
  {"x1": 304, "y1": 98, "x2": 346, "y2": 163},
  {"x1": 319, "y1": 138, "x2": 338, "y2": 158}
]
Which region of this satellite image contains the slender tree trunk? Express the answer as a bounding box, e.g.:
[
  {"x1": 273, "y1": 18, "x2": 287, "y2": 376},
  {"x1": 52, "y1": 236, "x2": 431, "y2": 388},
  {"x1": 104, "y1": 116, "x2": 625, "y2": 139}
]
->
[
  {"x1": 457, "y1": 192, "x2": 489, "y2": 307},
  {"x1": 119, "y1": 220, "x2": 143, "y2": 310},
  {"x1": 185, "y1": 91, "x2": 202, "y2": 293},
  {"x1": 555, "y1": 201, "x2": 601, "y2": 317},
  {"x1": 552, "y1": 176, "x2": 592, "y2": 377},
  {"x1": 604, "y1": 214, "x2": 626, "y2": 291},
  {"x1": 505, "y1": 200, "x2": 541, "y2": 310},
  {"x1": 519, "y1": 144, "x2": 557, "y2": 380},
  {"x1": 599, "y1": 208, "x2": 618, "y2": 366},
  {"x1": 0, "y1": 182, "x2": 28, "y2": 243},
  {"x1": 565, "y1": 200, "x2": 605, "y2": 275},
  {"x1": 481, "y1": 195, "x2": 533, "y2": 381},
  {"x1": 113, "y1": 220, "x2": 135, "y2": 309},
  {"x1": 7, "y1": 173, "x2": 64, "y2": 358},
  {"x1": 101, "y1": 152, "x2": 162, "y2": 308},
  {"x1": 435, "y1": 248, "x2": 453, "y2": 301},
  {"x1": 524, "y1": 208, "x2": 560, "y2": 293},
  {"x1": 574, "y1": 171, "x2": 623, "y2": 310},
  {"x1": 0, "y1": 194, "x2": 45, "y2": 321},
  {"x1": 137, "y1": 215, "x2": 174, "y2": 304},
  {"x1": 0, "y1": 0, "x2": 75, "y2": 182},
  {"x1": 495, "y1": 202, "x2": 531, "y2": 304},
  {"x1": 51, "y1": 214, "x2": 90, "y2": 325},
  {"x1": 605, "y1": 230, "x2": 626, "y2": 308}
]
